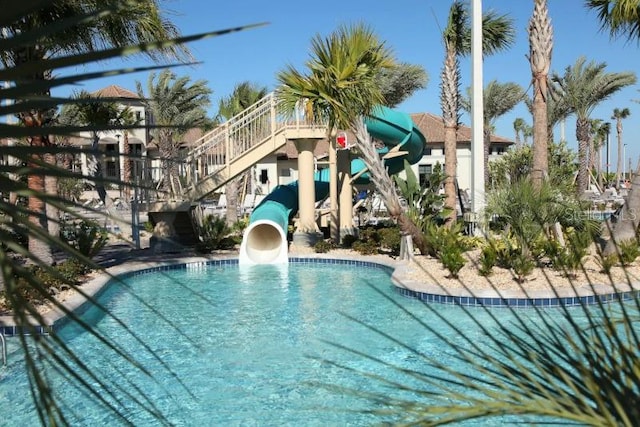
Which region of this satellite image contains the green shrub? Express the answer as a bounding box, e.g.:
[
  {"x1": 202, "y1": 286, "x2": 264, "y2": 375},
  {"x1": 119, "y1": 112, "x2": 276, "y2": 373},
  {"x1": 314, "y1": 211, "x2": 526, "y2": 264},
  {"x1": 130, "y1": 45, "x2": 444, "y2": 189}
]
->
[
  {"x1": 61, "y1": 220, "x2": 108, "y2": 259},
  {"x1": 341, "y1": 234, "x2": 358, "y2": 248},
  {"x1": 196, "y1": 215, "x2": 233, "y2": 253},
  {"x1": 439, "y1": 245, "x2": 466, "y2": 278},
  {"x1": 478, "y1": 245, "x2": 497, "y2": 277},
  {"x1": 232, "y1": 217, "x2": 249, "y2": 235},
  {"x1": 379, "y1": 226, "x2": 401, "y2": 255},
  {"x1": 436, "y1": 226, "x2": 467, "y2": 278},
  {"x1": 511, "y1": 252, "x2": 536, "y2": 283},
  {"x1": 596, "y1": 253, "x2": 618, "y2": 274},
  {"x1": 618, "y1": 239, "x2": 640, "y2": 266},
  {"x1": 314, "y1": 239, "x2": 335, "y2": 253},
  {"x1": 143, "y1": 221, "x2": 155, "y2": 233},
  {"x1": 353, "y1": 240, "x2": 379, "y2": 255}
]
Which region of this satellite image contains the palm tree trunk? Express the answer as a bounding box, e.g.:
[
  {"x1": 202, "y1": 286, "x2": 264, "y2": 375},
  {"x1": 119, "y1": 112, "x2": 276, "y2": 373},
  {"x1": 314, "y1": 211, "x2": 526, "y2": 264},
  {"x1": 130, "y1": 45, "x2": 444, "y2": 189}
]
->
[
  {"x1": 225, "y1": 177, "x2": 240, "y2": 226},
  {"x1": 441, "y1": 45, "x2": 459, "y2": 225},
  {"x1": 123, "y1": 131, "x2": 132, "y2": 199},
  {"x1": 444, "y1": 126, "x2": 458, "y2": 224},
  {"x1": 27, "y1": 135, "x2": 53, "y2": 265},
  {"x1": 576, "y1": 118, "x2": 590, "y2": 194},
  {"x1": 44, "y1": 151, "x2": 60, "y2": 242},
  {"x1": 354, "y1": 119, "x2": 427, "y2": 258},
  {"x1": 616, "y1": 122, "x2": 623, "y2": 187},
  {"x1": 529, "y1": 0, "x2": 553, "y2": 189}
]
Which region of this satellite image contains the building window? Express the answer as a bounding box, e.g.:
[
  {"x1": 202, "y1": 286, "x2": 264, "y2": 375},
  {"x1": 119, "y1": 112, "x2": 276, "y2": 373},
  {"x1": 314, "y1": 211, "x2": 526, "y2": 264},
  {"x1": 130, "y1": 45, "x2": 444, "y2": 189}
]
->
[
  {"x1": 106, "y1": 161, "x2": 117, "y2": 178},
  {"x1": 280, "y1": 168, "x2": 291, "y2": 177},
  {"x1": 135, "y1": 111, "x2": 142, "y2": 122},
  {"x1": 418, "y1": 164, "x2": 433, "y2": 185},
  {"x1": 105, "y1": 143, "x2": 117, "y2": 153},
  {"x1": 422, "y1": 147, "x2": 432, "y2": 156},
  {"x1": 491, "y1": 146, "x2": 507, "y2": 155}
]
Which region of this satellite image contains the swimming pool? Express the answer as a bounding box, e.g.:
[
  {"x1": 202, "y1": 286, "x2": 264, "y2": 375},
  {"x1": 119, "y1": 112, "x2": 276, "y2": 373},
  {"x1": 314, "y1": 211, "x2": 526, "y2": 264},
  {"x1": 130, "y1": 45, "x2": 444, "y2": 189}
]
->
[{"x1": 0, "y1": 259, "x2": 626, "y2": 425}]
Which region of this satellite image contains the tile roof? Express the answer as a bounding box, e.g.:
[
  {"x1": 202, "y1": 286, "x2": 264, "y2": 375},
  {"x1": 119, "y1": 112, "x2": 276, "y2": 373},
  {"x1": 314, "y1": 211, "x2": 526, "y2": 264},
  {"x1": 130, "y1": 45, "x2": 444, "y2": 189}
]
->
[
  {"x1": 410, "y1": 112, "x2": 513, "y2": 144},
  {"x1": 92, "y1": 85, "x2": 139, "y2": 99}
]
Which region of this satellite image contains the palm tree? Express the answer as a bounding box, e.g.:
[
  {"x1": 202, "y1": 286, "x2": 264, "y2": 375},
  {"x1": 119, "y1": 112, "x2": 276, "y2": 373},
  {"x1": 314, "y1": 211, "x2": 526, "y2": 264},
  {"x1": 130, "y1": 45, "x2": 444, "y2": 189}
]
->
[
  {"x1": 0, "y1": 1, "x2": 190, "y2": 264},
  {"x1": 513, "y1": 117, "x2": 527, "y2": 147},
  {"x1": 462, "y1": 80, "x2": 525, "y2": 187},
  {"x1": 217, "y1": 81, "x2": 269, "y2": 226},
  {"x1": 612, "y1": 107, "x2": 631, "y2": 186},
  {"x1": 136, "y1": 70, "x2": 212, "y2": 199},
  {"x1": 528, "y1": 0, "x2": 554, "y2": 189},
  {"x1": 59, "y1": 90, "x2": 130, "y2": 204},
  {"x1": 589, "y1": 119, "x2": 608, "y2": 187},
  {"x1": 277, "y1": 23, "x2": 393, "y2": 237},
  {"x1": 586, "y1": 0, "x2": 640, "y2": 42},
  {"x1": 551, "y1": 56, "x2": 636, "y2": 194},
  {"x1": 440, "y1": 1, "x2": 515, "y2": 223}
]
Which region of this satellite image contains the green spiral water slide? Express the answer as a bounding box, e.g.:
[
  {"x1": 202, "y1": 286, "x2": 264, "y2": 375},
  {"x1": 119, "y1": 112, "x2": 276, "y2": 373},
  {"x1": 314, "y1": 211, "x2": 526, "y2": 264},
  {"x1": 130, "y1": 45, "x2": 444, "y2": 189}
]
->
[{"x1": 239, "y1": 106, "x2": 426, "y2": 264}]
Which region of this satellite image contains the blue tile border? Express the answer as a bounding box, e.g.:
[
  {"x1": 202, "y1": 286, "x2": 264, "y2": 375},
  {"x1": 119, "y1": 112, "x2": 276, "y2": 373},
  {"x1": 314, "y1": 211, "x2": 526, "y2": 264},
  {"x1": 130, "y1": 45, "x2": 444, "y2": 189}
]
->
[
  {"x1": 2, "y1": 256, "x2": 639, "y2": 337},
  {"x1": 395, "y1": 286, "x2": 640, "y2": 308}
]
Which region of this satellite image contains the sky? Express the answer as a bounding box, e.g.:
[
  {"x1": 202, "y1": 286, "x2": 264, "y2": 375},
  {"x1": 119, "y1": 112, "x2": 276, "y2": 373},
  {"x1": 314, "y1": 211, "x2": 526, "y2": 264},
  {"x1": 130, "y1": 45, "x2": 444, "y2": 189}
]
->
[{"x1": 58, "y1": 0, "x2": 640, "y2": 173}]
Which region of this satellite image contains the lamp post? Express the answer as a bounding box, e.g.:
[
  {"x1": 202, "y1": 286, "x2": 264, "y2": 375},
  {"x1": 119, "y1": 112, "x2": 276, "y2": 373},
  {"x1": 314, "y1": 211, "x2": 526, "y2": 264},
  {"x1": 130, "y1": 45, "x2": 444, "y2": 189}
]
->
[{"x1": 605, "y1": 122, "x2": 611, "y2": 181}]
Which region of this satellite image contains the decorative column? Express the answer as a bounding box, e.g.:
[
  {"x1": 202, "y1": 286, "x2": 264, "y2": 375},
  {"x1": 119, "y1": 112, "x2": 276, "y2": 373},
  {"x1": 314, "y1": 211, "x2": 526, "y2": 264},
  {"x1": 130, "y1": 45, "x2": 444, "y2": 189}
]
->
[
  {"x1": 293, "y1": 139, "x2": 321, "y2": 246},
  {"x1": 337, "y1": 148, "x2": 355, "y2": 240}
]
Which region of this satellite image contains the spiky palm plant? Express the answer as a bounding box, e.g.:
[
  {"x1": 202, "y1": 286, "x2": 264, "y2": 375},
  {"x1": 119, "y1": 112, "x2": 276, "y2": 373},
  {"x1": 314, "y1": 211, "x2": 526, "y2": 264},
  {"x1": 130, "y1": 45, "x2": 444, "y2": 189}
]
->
[{"x1": 1, "y1": 3, "x2": 263, "y2": 424}]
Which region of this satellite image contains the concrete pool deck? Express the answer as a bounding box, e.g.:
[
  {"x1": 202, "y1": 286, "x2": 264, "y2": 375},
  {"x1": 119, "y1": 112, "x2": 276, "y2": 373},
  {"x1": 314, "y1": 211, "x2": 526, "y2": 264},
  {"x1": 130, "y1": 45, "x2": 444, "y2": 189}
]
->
[{"x1": 2, "y1": 244, "x2": 640, "y2": 335}]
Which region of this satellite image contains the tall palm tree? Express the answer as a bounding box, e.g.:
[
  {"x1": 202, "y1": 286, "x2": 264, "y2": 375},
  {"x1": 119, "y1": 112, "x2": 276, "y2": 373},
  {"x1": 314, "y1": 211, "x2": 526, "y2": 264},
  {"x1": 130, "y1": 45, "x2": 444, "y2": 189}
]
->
[
  {"x1": 136, "y1": 70, "x2": 212, "y2": 199},
  {"x1": 586, "y1": 0, "x2": 640, "y2": 42},
  {"x1": 277, "y1": 23, "x2": 393, "y2": 236},
  {"x1": 588, "y1": 118, "x2": 607, "y2": 187},
  {"x1": 528, "y1": 0, "x2": 554, "y2": 189},
  {"x1": 0, "y1": 1, "x2": 190, "y2": 264},
  {"x1": 462, "y1": 80, "x2": 525, "y2": 187},
  {"x1": 440, "y1": 1, "x2": 515, "y2": 223},
  {"x1": 612, "y1": 107, "x2": 631, "y2": 186},
  {"x1": 217, "y1": 81, "x2": 269, "y2": 226},
  {"x1": 513, "y1": 117, "x2": 527, "y2": 147},
  {"x1": 277, "y1": 23, "x2": 433, "y2": 254},
  {"x1": 551, "y1": 56, "x2": 636, "y2": 194}
]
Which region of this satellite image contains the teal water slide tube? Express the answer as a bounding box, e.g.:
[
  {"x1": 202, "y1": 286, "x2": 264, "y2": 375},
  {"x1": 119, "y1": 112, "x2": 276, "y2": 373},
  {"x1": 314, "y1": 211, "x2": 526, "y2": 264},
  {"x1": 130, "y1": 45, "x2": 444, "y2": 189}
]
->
[{"x1": 239, "y1": 107, "x2": 426, "y2": 264}]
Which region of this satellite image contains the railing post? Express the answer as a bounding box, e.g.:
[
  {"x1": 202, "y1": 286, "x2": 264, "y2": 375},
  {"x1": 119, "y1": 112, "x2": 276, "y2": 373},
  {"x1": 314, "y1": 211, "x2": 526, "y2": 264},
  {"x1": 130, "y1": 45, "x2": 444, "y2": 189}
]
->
[{"x1": 270, "y1": 93, "x2": 277, "y2": 140}]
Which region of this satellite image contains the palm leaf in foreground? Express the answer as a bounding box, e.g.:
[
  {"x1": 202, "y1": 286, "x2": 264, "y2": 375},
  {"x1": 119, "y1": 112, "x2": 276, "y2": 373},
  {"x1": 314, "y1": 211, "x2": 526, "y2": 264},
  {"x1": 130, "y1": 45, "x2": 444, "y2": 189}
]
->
[
  {"x1": 313, "y1": 263, "x2": 640, "y2": 425},
  {"x1": 1, "y1": 7, "x2": 265, "y2": 425}
]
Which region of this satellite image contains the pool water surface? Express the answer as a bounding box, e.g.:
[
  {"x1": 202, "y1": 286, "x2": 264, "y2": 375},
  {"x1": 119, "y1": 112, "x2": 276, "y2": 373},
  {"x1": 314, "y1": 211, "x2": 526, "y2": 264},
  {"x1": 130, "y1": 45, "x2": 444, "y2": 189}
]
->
[{"x1": 0, "y1": 260, "x2": 589, "y2": 425}]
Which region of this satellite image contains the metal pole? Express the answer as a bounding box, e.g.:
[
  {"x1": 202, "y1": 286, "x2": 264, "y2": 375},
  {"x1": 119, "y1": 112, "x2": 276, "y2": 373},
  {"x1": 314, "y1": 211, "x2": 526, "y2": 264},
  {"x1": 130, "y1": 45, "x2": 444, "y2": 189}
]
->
[
  {"x1": 623, "y1": 143, "x2": 627, "y2": 180},
  {"x1": 606, "y1": 123, "x2": 611, "y2": 179},
  {"x1": 471, "y1": 0, "x2": 485, "y2": 223}
]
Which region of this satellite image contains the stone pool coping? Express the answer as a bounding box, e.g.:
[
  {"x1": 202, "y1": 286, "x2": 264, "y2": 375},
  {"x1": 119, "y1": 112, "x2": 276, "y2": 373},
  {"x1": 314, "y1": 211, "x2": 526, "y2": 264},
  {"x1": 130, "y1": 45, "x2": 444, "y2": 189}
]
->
[{"x1": 2, "y1": 251, "x2": 640, "y2": 336}]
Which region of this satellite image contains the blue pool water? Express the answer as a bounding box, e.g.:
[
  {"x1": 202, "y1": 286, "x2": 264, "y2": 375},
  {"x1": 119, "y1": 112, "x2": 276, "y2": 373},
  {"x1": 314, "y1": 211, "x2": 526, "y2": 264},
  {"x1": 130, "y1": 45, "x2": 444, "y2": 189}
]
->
[{"x1": 0, "y1": 260, "x2": 597, "y2": 426}]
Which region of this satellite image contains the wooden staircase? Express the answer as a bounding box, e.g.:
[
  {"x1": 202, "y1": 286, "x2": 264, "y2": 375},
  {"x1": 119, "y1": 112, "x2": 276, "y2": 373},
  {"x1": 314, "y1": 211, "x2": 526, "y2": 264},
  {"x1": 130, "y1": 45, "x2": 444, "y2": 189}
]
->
[
  {"x1": 149, "y1": 93, "x2": 327, "y2": 248},
  {"x1": 178, "y1": 92, "x2": 327, "y2": 201}
]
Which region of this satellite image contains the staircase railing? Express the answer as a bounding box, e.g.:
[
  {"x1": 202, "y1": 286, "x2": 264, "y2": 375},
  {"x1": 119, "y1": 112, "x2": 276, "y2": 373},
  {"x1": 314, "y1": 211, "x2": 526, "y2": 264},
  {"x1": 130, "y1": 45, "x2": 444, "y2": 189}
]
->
[{"x1": 178, "y1": 92, "x2": 327, "y2": 198}]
